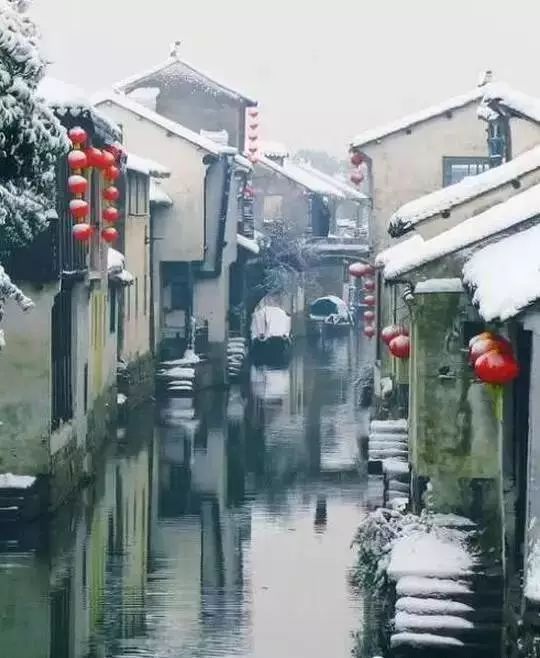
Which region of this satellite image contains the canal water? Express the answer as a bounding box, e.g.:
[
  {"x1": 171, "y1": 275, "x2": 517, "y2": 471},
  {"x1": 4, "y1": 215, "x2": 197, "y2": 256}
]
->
[{"x1": 0, "y1": 335, "x2": 376, "y2": 658}]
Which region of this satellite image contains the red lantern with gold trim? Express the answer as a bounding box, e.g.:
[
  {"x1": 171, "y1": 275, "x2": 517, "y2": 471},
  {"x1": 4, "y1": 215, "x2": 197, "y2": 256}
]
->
[
  {"x1": 381, "y1": 324, "x2": 402, "y2": 346},
  {"x1": 350, "y1": 151, "x2": 365, "y2": 167},
  {"x1": 103, "y1": 206, "x2": 120, "y2": 223},
  {"x1": 103, "y1": 186, "x2": 120, "y2": 202},
  {"x1": 68, "y1": 175, "x2": 88, "y2": 196},
  {"x1": 68, "y1": 126, "x2": 88, "y2": 146},
  {"x1": 72, "y1": 222, "x2": 92, "y2": 242},
  {"x1": 101, "y1": 226, "x2": 119, "y2": 243},
  {"x1": 364, "y1": 310, "x2": 375, "y2": 322},
  {"x1": 363, "y1": 325, "x2": 375, "y2": 338},
  {"x1": 474, "y1": 350, "x2": 519, "y2": 384},
  {"x1": 69, "y1": 199, "x2": 89, "y2": 220},
  {"x1": 389, "y1": 334, "x2": 410, "y2": 359},
  {"x1": 68, "y1": 150, "x2": 88, "y2": 170}
]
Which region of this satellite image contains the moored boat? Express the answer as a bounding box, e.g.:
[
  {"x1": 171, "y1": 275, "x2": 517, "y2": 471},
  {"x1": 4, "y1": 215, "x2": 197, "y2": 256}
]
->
[
  {"x1": 250, "y1": 303, "x2": 292, "y2": 365},
  {"x1": 308, "y1": 295, "x2": 353, "y2": 335}
]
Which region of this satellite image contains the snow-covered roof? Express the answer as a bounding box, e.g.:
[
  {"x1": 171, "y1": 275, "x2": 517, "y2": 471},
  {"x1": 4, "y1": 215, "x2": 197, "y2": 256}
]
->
[
  {"x1": 92, "y1": 90, "x2": 235, "y2": 156},
  {"x1": 0, "y1": 473, "x2": 36, "y2": 489},
  {"x1": 297, "y1": 163, "x2": 367, "y2": 201},
  {"x1": 463, "y1": 223, "x2": 540, "y2": 321},
  {"x1": 38, "y1": 76, "x2": 121, "y2": 139},
  {"x1": 351, "y1": 87, "x2": 484, "y2": 149},
  {"x1": 237, "y1": 233, "x2": 260, "y2": 254},
  {"x1": 112, "y1": 54, "x2": 257, "y2": 105},
  {"x1": 233, "y1": 153, "x2": 252, "y2": 172},
  {"x1": 127, "y1": 153, "x2": 170, "y2": 177},
  {"x1": 383, "y1": 183, "x2": 540, "y2": 280},
  {"x1": 414, "y1": 278, "x2": 464, "y2": 294},
  {"x1": 389, "y1": 145, "x2": 540, "y2": 237},
  {"x1": 480, "y1": 82, "x2": 540, "y2": 125},
  {"x1": 150, "y1": 178, "x2": 173, "y2": 206},
  {"x1": 107, "y1": 248, "x2": 134, "y2": 285},
  {"x1": 375, "y1": 235, "x2": 424, "y2": 268},
  {"x1": 258, "y1": 156, "x2": 347, "y2": 199}
]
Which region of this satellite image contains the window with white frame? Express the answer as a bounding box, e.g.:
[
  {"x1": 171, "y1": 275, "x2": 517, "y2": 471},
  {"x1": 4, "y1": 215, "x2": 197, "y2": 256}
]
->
[
  {"x1": 127, "y1": 171, "x2": 149, "y2": 216},
  {"x1": 442, "y1": 156, "x2": 491, "y2": 187}
]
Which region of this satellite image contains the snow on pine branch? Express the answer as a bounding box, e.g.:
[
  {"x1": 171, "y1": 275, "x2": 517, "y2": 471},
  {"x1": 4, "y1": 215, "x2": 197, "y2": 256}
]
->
[{"x1": 0, "y1": 0, "x2": 69, "y2": 260}]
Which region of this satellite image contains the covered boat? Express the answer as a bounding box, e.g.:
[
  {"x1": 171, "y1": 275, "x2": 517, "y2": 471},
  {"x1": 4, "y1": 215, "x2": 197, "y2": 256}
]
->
[
  {"x1": 250, "y1": 304, "x2": 292, "y2": 365},
  {"x1": 309, "y1": 295, "x2": 353, "y2": 333}
]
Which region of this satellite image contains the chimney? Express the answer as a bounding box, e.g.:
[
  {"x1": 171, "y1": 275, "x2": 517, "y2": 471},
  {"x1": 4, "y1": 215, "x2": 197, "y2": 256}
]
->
[
  {"x1": 169, "y1": 40, "x2": 182, "y2": 60},
  {"x1": 477, "y1": 69, "x2": 494, "y2": 87}
]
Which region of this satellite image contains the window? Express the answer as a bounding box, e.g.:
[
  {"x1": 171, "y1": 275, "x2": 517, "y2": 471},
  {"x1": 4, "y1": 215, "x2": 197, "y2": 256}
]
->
[
  {"x1": 442, "y1": 156, "x2": 491, "y2": 187},
  {"x1": 127, "y1": 171, "x2": 149, "y2": 215}
]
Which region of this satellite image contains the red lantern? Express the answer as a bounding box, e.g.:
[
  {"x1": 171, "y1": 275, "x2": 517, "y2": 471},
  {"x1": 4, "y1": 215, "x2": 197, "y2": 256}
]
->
[
  {"x1": 364, "y1": 294, "x2": 375, "y2": 307},
  {"x1": 68, "y1": 126, "x2": 88, "y2": 146},
  {"x1": 69, "y1": 199, "x2": 89, "y2": 220},
  {"x1": 389, "y1": 334, "x2": 410, "y2": 359},
  {"x1": 468, "y1": 331, "x2": 495, "y2": 349},
  {"x1": 349, "y1": 262, "x2": 369, "y2": 278},
  {"x1": 68, "y1": 150, "x2": 88, "y2": 170},
  {"x1": 350, "y1": 170, "x2": 365, "y2": 186},
  {"x1": 101, "y1": 227, "x2": 119, "y2": 243},
  {"x1": 100, "y1": 150, "x2": 116, "y2": 169},
  {"x1": 84, "y1": 147, "x2": 101, "y2": 168},
  {"x1": 244, "y1": 185, "x2": 255, "y2": 198},
  {"x1": 249, "y1": 122, "x2": 259, "y2": 130},
  {"x1": 381, "y1": 324, "x2": 402, "y2": 345},
  {"x1": 72, "y1": 222, "x2": 92, "y2": 242},
  {"x1": 105, "y1": 142, "x2": 123, "y2": 161},
  {"x1": 103, "y1": 206, "x2": 120, "y2": 223},
  {"x1": 249, "y1": 153, "x2": 258, "y2": 164},
  {"x1": 363, "y1": 278, "x2": 375, "y2": 292},
  {"x1": 68, "y1": 174, "x2": 88, "y2": 196},
  {"x1": 350, "y1": 152, "x2": 365, "y2": 167},
  {"x1": 474, "y1": 350, "x2": 519, "y2": 384},
  {"x1": 364, "y1": 310, "x2": 375, "y2": 322},
  {"x1": 364, "y1": 325, "x2": 375, "y2": 338},
  {"x1": 249, "y1": 145, "x2": 258, "y2": 154},
  {"x1": 248, "y1": 108, "x2": 259, "y2": 118},
  {"x1": 248, "y1": 133, "x2": 258, "y2": 142},
  {"x1": 105, "y1": 165, "x2": 121, "y2": 182},
  {"x1": 103, "y1": 186, "x2": 120, "y2": 202},
  {"x1": 469, "y1": 337, "x2": 512, "y2": 366}
]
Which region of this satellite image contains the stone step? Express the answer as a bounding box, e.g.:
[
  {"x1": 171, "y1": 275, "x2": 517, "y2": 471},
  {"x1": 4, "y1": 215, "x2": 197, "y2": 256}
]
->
[{"x1": 370, "y1": 418, "x2": 408, "y2": 433}]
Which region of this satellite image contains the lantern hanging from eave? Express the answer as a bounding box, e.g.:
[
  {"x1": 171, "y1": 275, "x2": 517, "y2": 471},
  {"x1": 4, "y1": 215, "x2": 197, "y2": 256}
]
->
[
  {"x1": 85, "y1": 147, "x2": 103, "y2": 168},
  {"x1": 381, "y1": 324, "x2": 402, "y2": 345},
  {"x1": 363, "y1": 278, "x2": 375, "y2": 292},
  {"x1": 68, "y1": 126, "x2": 88, "y2": 146},
  {"x1": 364, "y1": 310, "x2": 375, "y2": 322},
  {"x1": 101, "y1": 226, "x2": 119, "y2": 243},
  {"x1": 363, "y1": 325, "x2": 375, "y2": 338},
  {"x1": 364, "y1": 294, "x2": 375, "y2": 307},
  {"x1": 350, "y1": 170, "x2": 364, "y2": 186},
  {"x1": 474, "y1": 350, "x2": 519, "y2": 384},
  {"x1": 350, "y1": 151, "x2": 364, "y2": 167},
  {"x1": 105, "y1": 142, "x2": 123, "y2": 162},
  {"x1": 469, "y1": 337, "x2": 512, "y2": 366},
  {"x1": 468, "y1": 331, "x2": 495, "y2": 349},
  {"x1": 103, "y1": 186, "x2": 120, "y2": 202},
  {"x1": 105, "y1": 165, "x2": 121, "y2": 182},
  {"x1": 389, "y1": 334, "x2": 410, "y2": 359},
  {"x1": 248, "y1": 107, "x2": 259, "y2": 118},
  {"x1": 72, "y1": 222, "x2": 92, "y2": 242},
  {"x1": 68, "y1": 150, "x2": 88, "y2": 170},
  {"x1": 103, "y1": 206, "x2": 120, "y2": 223},
  {"x1": 69, "y1": 199, "x2": 89, "y2": 220},
  {"x1": 100, "y1": 150, "x2": 116, "y2": 169},
  {"x1": 68, "y1": 174, "x2": 88, "y2": 196},
  {"x1": 349, "y1": 262, "x2": 368, "y2": 278}
]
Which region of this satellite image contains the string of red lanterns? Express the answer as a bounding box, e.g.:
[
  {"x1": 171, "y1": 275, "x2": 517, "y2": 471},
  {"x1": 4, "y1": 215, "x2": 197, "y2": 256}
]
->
[
  {"x1": 349, "y1": 150, "x2": 366, "y2": 187},
  {"x1": 66, "y1": 128, "x2": 125, "y2": 245},
  {"x1": 246, "y1": 106, "x2": 260, "y2": 164},
  {"x1": 348, "y1": 261, "x2": 378, "y2": 339}
]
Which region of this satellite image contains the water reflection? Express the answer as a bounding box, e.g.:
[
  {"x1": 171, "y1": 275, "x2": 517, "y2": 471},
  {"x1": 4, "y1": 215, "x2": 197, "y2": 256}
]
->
[{"x1": 0, "y1": 335, "x2": 372, "y2": 658}]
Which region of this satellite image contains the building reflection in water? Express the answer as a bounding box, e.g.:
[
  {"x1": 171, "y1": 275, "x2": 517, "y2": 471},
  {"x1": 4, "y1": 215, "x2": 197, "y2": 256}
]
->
[{"x1": 0, "y1": 335, "x2": 368, "y2": 658}]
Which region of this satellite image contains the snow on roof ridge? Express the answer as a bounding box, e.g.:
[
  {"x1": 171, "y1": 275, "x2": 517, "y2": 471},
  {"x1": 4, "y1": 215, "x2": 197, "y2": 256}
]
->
[
  {"x1": 389, "y1": 144, "x2": 540, "y2": 236},
  {"x1": 383, "y1": 182, "x2": 540, "y2": 280},
  {"x1": 112, "y1": 55, "x2": 257, "y2": 105},
  {"x1": 481, "y1": 81, "x2": 540, "y2": 124},
  {"x1": 92, "y1": 90, "x2": 234, "y2": 156},
  {"x1": 351, "y1": 86, "x2": 485, "y2": 149},
  {"x1": 297, "y1": 162, "x2": 367, "y2": 200},
  {"x1": 463, "y1": 222, "x2": 540, "y2": 321},
  {"x1": 258, "y1": 155, "x2": 347, "y2": 199}
]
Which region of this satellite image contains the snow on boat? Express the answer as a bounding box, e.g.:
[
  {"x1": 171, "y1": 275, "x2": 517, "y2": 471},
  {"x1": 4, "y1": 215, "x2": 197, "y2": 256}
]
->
[
  {"x1": 308, "y1": 295, "x2": 353, "y2": 333},
  {"x1": 250, "y1": 304, "x2": 292, "y2": 365}
]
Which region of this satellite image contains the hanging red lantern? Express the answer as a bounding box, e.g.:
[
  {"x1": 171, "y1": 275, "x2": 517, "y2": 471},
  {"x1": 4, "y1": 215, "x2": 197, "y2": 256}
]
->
[
  {"x1": 249, "y1": 153, "x2": 258, "y2": 163},
  {"x1": 69, "y1": 199, "x2": 89, "y2": 219},
  {"x1": 100, "y1": 150, "x2": 116, "y2": 169},
  {"x1": 68, "y1": 150, "x2": 88, "y2": 170},
  {"x1": 248, "y1": 108, "x2": 259, "y2": 118},
  {"x1": 244, "y1": 185, "x2": 255, "y2": 198},
  {"x1": 350, "y1": 151, "x2": 365, "y2": 167},
  {"x1": 389, "y1": 334, "x2": 410, "y2": 359},
  {"x1": 105, "y1": 165, "x2": 121, "y2": 182},
  {"x1": 350, "y1": 170, "x2": 365, "y2": 185},
  {"x1": 68, "y1": 126, "x2": 88, "y2": 146},
  {"x1": 349, "y1": 262, "x2": 369, "y2": 278},
  {"x1": 469, "y1": 337, "x2": 512, "y2": 366},
  {"x1": 103, "y1": 186, "x2": 120, "y2": 202},
  {"x1": 72, "y1": 222, "x2": 92, "y2": 242},
  {"x1": 68, "y1": 174, "x2": 88, "y2": 196},
  {"x1": 105, "y1": 142, "x2": 123, "y2": 161},
  {"x1": 249, "y1": 122, "x2": 259, "y2": 130},
  {"x1": 364, "y1": 294, "x2": 375, "y2": 307},
  {"x1": 381, "y1": 324, "x2": 402, "y2": 345},
  {"x1": 249, "y1": 145, "x2": 258, "y2": 154},
  {"x1": 84, "y1": 147, "x2": 102, "y2": 168},
  {"x1": 248, "y1": 133, "x2": 258, "y2": 142},
  {"x1": 364, "y1": 310, "x2": 375, "y2": 322},
  {"x1": 474, "y1": 350, "x2": 519, "y2": 384},
  {"x1": 103, "y1": 206, "x2": 120, "y2": 223},
  {"x1": 363, "y1": 278, "x2": 375, "y2": 292},
  {"x1": 363, "y1": 325, "x2": 375, "y2": 338},
  {"x1": 101, "y1": 226, "x2": 119, "y2": 243}
]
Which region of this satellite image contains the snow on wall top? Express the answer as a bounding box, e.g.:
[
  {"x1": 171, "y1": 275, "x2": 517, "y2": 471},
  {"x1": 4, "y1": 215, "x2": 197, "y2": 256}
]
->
[
  {"x1": 414, "y1": 278, "x2": 464, "y2": 294},
  {"x1": 112, "y1": 54, "x2": 257, "y2": 105},
  {"x1": 38, "y1": 77, "x2": 121, "y2": 139},
  {"x1": 481, "y1": 82, "x2": 540, "y2": 125},
  {"x1": 462, "y1": 223, "x2": 540, "y2": 321},
  {"x1": 388, "y1": 145, "x2": 540, "y2": 237},
  {"x1": 92, "y1": 90, "x2": 235, "y2": 156},
  {"x1": 351, "y1": 87, "x2": 484, "y2": 149},
  {"x1": 127, "y1": 153, "x2": 170, "y2": 177},
  {"x1": 297, "y1": 162, "x2": 367, "y2": 201},
  {"x1": 149, "y1": 179, "x2": 173, "y2": 206},
  {"x1": 258, "y1": 156, "x2": 347, "y2": 199},
  {"x1": 383, "y1": 182, "x2": 540, "y2": 280}
]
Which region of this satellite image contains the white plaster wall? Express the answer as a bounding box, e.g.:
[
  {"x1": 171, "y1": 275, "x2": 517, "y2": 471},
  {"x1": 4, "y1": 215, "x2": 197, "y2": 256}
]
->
[{"x1": 95, "y1": 100, "x2": 206, "y2": 261}]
